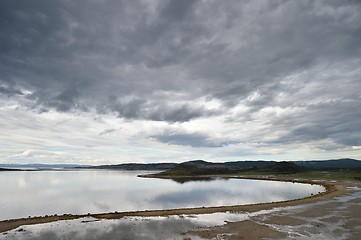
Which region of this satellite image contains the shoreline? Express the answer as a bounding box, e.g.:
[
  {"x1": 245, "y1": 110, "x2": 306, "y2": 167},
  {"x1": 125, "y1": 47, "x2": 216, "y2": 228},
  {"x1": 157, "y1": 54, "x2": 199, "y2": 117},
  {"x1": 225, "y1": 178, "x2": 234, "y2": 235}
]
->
[{"x1": 0, "y1": 175, "x2": 344, "y2": 234}]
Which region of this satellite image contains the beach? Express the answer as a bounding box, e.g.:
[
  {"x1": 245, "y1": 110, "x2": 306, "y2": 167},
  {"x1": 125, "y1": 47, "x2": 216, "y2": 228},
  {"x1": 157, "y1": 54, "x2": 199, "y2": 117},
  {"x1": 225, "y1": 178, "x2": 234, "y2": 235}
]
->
[{"x1": 189, "y1": 180, "x2": 361, "y2": 239}]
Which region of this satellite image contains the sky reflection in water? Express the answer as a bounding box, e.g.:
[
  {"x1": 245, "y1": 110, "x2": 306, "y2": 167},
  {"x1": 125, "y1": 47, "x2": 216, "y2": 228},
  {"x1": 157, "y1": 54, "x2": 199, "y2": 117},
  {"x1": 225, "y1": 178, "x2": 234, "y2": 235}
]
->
[
  {"x1": 3, "y1": 190, "x2": 361, "y2": 240},
  {"x1": 1, "y1": 216, "x2": 207, "y2": 240},
  {"x1": 1, "y1": 212, "x2": 251, "y2": 240},
  {"x1": 0, "y1": 170, "x2": 324, "y2": 220}
]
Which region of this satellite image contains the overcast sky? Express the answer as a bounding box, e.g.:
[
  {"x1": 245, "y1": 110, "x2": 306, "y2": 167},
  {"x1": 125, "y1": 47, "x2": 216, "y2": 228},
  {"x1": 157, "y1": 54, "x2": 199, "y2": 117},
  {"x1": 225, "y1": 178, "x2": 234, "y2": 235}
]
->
[{"x1": 1, "y1": 0, "x2": 361, "y2": 164}]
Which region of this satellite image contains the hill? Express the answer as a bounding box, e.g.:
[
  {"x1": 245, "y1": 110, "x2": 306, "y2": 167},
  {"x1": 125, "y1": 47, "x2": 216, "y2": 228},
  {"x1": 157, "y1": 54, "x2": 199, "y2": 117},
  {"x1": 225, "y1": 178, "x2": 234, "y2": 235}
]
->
[
  {"x1": 87, "y1": 163, "x2": 177, "y2": 171},
  {"x1": 154, "y1": 161, "x2": 305, "y2": 177},
  {"x1": 3, "y1": 158, "x2": 359, "y2": 172},
  {"x1": 294, "y1": 158, "x2": 361, "y2": 170},
  {"x1": 156, "y1": 164, "x2": 239, "y2": 177},
  {"x1": 82, "y1": 158, "x2": 361, "y2": 171},
  {"x1": 254, "y1": 161, "x2": 305, "y2": 174}
]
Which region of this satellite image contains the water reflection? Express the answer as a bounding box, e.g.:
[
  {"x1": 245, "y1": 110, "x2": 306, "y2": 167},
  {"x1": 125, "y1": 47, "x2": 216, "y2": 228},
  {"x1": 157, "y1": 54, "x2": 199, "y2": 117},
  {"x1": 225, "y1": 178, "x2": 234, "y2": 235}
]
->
[
  {"x1": 1, "y1": 217, "x2": 206, "y2": 240},
  {"x1": 3, "y1": 189, "x2": 361, "y2": 240},
  {"x1": 169, "y1": 177, "x2": 226, "y2": 184},
  {"x1": 0, "y1": 170, "x2": 325, "y2": 221},
  {"x1": 2, "y1": 212, "x2": 251, "y2": 240}
]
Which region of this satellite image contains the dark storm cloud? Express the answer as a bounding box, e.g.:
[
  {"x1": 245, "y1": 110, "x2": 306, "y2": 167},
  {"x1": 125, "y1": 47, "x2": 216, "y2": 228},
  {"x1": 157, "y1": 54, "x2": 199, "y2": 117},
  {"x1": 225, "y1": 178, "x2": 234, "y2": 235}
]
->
[
  {"x1": 1, "y1": 0, "x2": 361, "y2": 148},
  {"x1": 145, "y1": 104, "x2": 210, "y2": 122},
  {"x1": 106, "y1": 96, "x2": 217, "y2": 122},
  {"x1": 0, "y1": 86, "x2": 23, "y2": 96},
  {"x1": 0, "y1": 0, "x2": 208, "y2": 119},
  {"x1": 256, "y1": 96, "x2": 361, "y2": 150}
]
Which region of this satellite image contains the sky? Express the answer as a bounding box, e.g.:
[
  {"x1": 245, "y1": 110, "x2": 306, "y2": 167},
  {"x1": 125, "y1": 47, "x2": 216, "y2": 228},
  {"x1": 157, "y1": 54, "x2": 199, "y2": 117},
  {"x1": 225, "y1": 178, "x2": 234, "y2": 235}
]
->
[{"x1": 1, "y1": 0, "x2": 361, "y2": 165}]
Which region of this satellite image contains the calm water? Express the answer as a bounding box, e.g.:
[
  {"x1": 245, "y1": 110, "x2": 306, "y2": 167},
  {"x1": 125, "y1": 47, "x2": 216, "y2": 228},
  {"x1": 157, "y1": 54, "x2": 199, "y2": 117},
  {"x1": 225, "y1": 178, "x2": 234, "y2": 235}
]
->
[{"x1": 0, "y1": 170, "x2": 324, "y2": 220}]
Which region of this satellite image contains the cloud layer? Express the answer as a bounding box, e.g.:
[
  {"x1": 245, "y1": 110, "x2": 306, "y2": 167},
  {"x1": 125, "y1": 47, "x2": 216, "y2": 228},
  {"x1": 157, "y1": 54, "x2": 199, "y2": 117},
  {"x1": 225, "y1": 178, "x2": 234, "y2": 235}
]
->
[{"x1": 1, "y1": 0, "x2": 361, "y2": 163}]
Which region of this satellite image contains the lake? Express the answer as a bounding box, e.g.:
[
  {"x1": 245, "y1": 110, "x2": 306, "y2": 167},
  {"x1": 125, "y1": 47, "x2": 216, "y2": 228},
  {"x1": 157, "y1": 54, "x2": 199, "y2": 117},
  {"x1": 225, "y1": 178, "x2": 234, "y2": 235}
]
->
[{"x1": 0, "y1": 170, "x2": 325, "y2": 221}]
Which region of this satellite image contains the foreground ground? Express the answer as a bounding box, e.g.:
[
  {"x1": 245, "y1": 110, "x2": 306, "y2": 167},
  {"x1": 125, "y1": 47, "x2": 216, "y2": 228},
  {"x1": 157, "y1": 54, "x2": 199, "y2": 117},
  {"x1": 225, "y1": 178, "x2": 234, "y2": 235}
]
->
[
  {"x1": 0, "y1": 177, "x2": 360, "y2": 239},
  {"x1": 189, "y1": 180, "x2": 361, "y2": 239}
]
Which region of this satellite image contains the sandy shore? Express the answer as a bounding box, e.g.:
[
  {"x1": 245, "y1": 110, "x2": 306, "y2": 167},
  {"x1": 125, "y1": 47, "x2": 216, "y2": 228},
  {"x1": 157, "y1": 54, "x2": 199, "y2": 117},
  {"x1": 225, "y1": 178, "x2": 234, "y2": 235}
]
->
[
  {"x1": 0, "y1": 176, "x2": 345, "y2": 235},
  {"x1": 188, "y1": 180, "x2": 361, "y2": 239}
]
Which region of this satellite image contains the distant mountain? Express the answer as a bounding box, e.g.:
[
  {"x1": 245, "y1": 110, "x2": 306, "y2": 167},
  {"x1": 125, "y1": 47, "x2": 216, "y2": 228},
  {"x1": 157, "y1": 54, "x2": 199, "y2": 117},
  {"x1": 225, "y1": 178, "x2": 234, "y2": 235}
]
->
[
  {"x1": 0, "y1": 163, "x2": 90, "y2": 169},
  {"x1": 0, "y1": 167, "x2": 21, "y2": 171},
  {"x1": 224, "y1": 161, "x2": 274, "y2": 169},
  {"x1": 179, "y1": 160, "x2": 212, "y2": 167},
  {"x1": 178, "y1": 160, "x2": 228, "y2": 169},
  {"x1": 178, "y1": 160, "x2": 275, "y2": 169},
  {"x1": 219, "y1": 158, "x2": 361, "y2": 170},
  {"x1": 139, "y1": 158, "x2": 361, "y2": 177},
  {"x1": 156, "y1": 163, "x2": 239, "y2": 176},
  {"x1": 294, "y1": 158, "x2": 361, "y2": 170},
  {"x1": 87, "y1": 163, "x2": 177, "y2": 171},
  {"x1": 85, "y1": 158, "x2": 361, "y2": 171},
  {"x1": 154, "y1": 160, "x2": 305, "y2": 177},
  {"x1": 3, "y1": 158, "x2": 360, "y2": 172}
]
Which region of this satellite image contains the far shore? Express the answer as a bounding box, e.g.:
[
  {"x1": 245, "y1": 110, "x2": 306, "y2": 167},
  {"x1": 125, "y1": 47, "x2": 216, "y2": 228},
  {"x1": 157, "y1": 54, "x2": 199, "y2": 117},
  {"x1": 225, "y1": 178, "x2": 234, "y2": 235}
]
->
[{"x1": 0, "y1": 175, "x2": 344, "y2": 234}]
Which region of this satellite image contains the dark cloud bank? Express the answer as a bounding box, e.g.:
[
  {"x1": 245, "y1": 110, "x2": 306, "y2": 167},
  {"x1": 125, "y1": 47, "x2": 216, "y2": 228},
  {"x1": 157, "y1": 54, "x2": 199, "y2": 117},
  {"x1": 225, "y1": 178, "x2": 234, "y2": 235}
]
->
[{"x1": 1, "y1": 0, "x2": 360, "y2": 149}]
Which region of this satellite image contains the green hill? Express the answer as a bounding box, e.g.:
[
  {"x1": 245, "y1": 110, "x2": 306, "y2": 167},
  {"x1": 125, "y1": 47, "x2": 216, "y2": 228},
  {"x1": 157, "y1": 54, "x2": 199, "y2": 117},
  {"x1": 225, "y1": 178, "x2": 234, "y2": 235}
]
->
[{"x1": 256, "y1": 161, "x2": 304, "y2": 174}]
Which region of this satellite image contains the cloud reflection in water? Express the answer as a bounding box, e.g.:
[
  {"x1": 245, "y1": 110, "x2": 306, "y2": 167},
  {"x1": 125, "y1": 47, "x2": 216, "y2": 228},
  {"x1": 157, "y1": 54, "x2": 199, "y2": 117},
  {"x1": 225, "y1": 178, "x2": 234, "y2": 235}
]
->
[{"x1": 0, "y1": 170, "x2": 324, "y2": 221}]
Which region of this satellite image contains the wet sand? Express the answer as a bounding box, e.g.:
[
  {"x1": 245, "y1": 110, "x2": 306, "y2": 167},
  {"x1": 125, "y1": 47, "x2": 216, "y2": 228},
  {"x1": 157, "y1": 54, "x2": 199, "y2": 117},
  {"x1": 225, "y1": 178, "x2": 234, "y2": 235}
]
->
[
  {"x1": 0, "y1": 177, "x2": 359, "y2": 239},
  {"x1": 188, "y1": 181, "x2": 361, "y2": 239}
]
